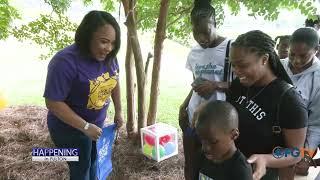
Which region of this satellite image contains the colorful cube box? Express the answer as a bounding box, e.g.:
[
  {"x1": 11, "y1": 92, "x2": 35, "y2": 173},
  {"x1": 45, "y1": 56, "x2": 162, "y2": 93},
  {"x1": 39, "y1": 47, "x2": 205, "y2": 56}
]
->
[{"x1": 140, "y1": 123, "x2": 178, "y2": 162}]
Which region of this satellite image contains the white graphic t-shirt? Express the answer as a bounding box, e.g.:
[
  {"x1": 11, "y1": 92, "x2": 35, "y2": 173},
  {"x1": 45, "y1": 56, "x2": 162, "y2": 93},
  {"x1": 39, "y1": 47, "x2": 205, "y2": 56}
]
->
[{"x1": 186, "y1": 39, "x2": 230, "y2": 123}]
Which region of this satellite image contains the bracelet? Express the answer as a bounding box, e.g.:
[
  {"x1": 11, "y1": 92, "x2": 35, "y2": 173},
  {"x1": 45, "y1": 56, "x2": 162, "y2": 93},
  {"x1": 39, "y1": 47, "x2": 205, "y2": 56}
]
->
[{"x1": 84, "y1": 122, "x2": 90, "y2": 130}]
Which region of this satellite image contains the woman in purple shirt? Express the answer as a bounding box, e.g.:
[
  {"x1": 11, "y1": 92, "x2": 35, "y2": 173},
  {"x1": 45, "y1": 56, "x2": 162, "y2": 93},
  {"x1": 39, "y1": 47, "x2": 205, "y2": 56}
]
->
[{"x1": 43, "y1": 11, "x2": 123, "y2": 180}]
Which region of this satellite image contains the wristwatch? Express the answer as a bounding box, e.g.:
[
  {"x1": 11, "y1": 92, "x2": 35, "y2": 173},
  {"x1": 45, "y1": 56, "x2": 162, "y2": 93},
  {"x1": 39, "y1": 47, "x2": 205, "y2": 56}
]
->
[{"x1": 84, "y1": 122, "x2": 90, "y2": 130}]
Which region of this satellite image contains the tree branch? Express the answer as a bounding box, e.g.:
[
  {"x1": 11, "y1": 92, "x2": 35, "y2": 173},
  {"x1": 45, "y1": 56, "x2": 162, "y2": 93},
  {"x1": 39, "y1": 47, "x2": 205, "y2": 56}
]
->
[
  {"x1": 167, "y1": 6, "x2": 191, "y2": 28},
  {"x1": 167, "y1": 13, "x2": 184, "y2": 28},
  {"x1": 145, "y1": 52, "x2": 153, "y2": 75},
  {"x1": 168, "y1": 6, "x2": 191, "y2": 17}
]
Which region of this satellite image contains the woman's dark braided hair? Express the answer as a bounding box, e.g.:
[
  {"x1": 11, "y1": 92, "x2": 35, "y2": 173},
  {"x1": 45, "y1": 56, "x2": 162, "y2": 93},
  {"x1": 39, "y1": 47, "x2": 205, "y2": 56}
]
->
[
  {"x1": 191, "y1": 0, "x2": 215, "y2": 25},
  {"x1": 232, "y1": 30, "x2": 293, "y2": 85}
]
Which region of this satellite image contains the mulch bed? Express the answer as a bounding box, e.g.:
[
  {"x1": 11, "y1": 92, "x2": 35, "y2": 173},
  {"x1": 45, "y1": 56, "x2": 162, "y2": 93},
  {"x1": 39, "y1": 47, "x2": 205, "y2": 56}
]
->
[{"x1": 0, "y1": 106, "x2": 185, "y2": 180}]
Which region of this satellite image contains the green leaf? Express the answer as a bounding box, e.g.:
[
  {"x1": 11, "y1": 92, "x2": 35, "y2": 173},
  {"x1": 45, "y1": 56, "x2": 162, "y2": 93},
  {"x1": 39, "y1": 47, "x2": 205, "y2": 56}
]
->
[
  {"x1": 0, "y1": 0, "x2": 20, "y2": 40},
  {"x1": 82, "y1": 0, "x2": 93, "y2": 6},
  {"x1": 5, "y1": 0, "x2": 320, "y2": 54},
  {"x1": 12, "y1": 14, "x2": 77, "y2": 60},
  {"x1": 306, "y1": 2, "x2": 312, "y2": 7},
  {"x1": 44, "y1": 0, "x2": 71, "y2": 14},
  {"x1": 101, "y1": 0, "x2": 116, "y2": 12}
]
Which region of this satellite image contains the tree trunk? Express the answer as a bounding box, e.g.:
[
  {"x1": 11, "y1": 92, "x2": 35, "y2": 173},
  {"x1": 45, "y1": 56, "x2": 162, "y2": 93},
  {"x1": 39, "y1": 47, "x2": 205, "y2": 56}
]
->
[
  {"x1": 125, "y1": 35, "x2": 137, "y2": 137},
  {"x1": 123, "y1": 0, "x2": 147, "y2": 135},
  {"x1": 122, "y1": 0, "x2": 137, "y2": 138},
  {"x1": 147, "y1": 0, "x2": 170, "y2": 125}
]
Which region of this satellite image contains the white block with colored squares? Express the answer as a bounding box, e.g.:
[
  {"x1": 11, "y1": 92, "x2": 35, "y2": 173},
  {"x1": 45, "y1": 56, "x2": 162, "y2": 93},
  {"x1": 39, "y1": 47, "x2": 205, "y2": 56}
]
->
[{"x1": 140, "y1": 123, "x2": 178, "y2": 162}]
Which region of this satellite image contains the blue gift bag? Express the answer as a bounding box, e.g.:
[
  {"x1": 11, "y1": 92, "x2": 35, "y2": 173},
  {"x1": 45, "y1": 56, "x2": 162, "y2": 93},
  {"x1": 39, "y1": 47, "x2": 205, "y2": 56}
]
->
[{"x1": 96, "y1": 124, "x2": 117, "y2": 180}]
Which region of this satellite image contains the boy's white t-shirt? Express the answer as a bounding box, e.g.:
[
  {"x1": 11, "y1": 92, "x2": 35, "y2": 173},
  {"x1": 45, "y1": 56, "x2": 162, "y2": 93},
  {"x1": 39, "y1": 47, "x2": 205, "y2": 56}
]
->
[{"x1": 186, "y1": 39, "x2": 230, "y2": 123}]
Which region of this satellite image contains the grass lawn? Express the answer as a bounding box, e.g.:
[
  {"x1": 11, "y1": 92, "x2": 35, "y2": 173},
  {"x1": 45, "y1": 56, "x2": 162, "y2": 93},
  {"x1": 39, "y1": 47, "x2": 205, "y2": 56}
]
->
[{"x1": 3, "y1": 80, "x2": 45, "y2": 106}]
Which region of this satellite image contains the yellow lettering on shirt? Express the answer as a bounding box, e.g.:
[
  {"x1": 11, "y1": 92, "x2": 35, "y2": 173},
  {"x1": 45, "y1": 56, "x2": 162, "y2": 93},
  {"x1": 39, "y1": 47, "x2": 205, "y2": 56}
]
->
[{"x1": 87, "y1": 72, "x2": 118, "y2": 110}]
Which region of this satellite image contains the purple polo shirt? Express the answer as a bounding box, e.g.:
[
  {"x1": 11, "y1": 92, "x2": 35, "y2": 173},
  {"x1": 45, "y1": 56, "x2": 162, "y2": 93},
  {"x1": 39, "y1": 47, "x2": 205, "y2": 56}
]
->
[{"x1": 44, "y1": 44, "x2": 119, "y2": 132}]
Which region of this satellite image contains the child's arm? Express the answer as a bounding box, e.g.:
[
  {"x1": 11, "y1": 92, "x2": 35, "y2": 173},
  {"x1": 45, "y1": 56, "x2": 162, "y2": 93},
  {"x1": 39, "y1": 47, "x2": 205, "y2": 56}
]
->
[
  {"x1": 179, "y1": 73, "x2": 195, "y2": 131},
  {"x1": 180, "y1": 89, "x2": 193, "y2": 110},
  {"x1": 179, "y1": 89, "x2": 193, "y2": 131}
]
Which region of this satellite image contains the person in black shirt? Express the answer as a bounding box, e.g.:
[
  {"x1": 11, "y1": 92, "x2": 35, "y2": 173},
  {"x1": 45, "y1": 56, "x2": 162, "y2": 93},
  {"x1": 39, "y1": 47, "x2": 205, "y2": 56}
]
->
[
  {"x1": 227, "y1": 30, "x2": 308, "y2": 180},
  {"x1": 195, "y1": 100, "x2": 253, "y2": 180}
]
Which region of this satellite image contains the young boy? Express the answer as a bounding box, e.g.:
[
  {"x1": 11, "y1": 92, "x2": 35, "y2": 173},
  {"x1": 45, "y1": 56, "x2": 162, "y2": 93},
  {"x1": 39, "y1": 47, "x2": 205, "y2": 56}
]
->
[
  {"x1": 195, "y1": 100, "x2": 253, "y2": 180},
  {"x1": 275, "y1": 35, "x2": 290, "y2": 59}
]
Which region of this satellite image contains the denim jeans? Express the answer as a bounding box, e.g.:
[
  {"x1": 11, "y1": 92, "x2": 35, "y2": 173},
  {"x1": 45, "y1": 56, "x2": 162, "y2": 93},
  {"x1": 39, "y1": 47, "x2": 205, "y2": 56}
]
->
[{"x1": 48, "y1": 127, "x2": 97, "y2": 180}]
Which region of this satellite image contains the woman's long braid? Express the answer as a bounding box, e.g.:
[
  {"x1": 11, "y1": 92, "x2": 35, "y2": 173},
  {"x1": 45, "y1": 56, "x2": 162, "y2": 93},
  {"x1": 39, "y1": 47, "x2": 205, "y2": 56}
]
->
[{"x1": 232, "y1": 30, "x2": 293, "y2": 85}]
